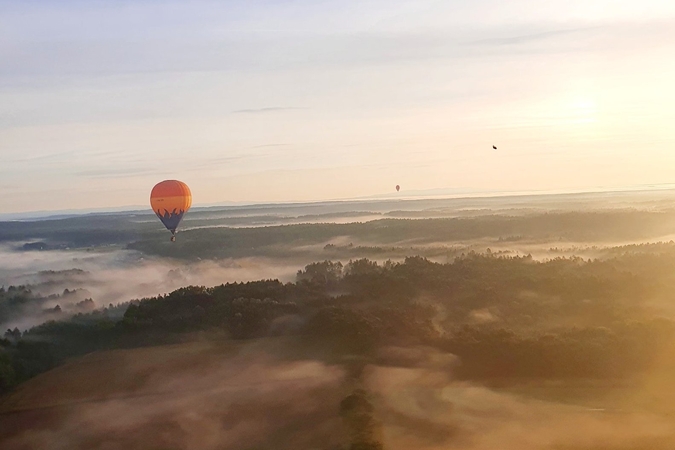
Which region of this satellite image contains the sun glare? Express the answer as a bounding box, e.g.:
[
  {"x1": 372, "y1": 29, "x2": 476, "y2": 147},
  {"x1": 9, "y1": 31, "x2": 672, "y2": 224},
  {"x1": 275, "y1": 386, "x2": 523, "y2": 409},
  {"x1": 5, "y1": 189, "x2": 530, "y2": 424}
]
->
[{"x1": 569, "y1": 97, "x2": 598, "y2": 125}]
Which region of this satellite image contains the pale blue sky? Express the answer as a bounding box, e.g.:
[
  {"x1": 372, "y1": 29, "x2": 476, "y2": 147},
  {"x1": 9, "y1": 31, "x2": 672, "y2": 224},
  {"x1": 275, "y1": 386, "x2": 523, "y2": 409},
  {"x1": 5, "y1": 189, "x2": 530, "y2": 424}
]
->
[{"x1": 1, "y1": 0, "x2": 674, "y2": 213}]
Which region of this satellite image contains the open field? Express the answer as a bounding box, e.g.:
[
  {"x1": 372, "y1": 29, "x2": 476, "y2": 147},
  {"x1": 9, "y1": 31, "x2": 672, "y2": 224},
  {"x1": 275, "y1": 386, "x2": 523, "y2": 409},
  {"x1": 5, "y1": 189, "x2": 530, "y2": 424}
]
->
[
  {"x1": 3, "y1": 337, "x2": 675, "y2": 450},
  {"x1": 0, "y1": 338, "x2": 351, "y2": 450}
]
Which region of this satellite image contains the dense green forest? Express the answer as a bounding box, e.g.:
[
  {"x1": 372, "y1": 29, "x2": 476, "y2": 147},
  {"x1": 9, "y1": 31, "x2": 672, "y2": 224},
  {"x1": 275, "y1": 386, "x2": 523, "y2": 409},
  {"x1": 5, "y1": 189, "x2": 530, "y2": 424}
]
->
[{"x1": 4, "y1": 249, "x2": 675, "y2": 395}]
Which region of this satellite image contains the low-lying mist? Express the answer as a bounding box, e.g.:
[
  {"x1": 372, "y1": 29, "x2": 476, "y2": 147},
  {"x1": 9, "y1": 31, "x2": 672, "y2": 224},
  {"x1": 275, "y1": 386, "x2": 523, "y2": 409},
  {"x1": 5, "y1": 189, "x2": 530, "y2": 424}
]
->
[
  {"x1": 4, "y1": 196, "x2": 675, "y2": 449},
  {"x1": 3, "y1": 340, "x2": 675, "y2": 450},
  {"x1": 367, "y1": 346, "x2": 675, "y2": 450},
  {"x1": 0, "y1": 244, "x2": 299, "y2": 331},
  {"x1": 0, "y1": 339, "x2": 350, "y2": 450}
]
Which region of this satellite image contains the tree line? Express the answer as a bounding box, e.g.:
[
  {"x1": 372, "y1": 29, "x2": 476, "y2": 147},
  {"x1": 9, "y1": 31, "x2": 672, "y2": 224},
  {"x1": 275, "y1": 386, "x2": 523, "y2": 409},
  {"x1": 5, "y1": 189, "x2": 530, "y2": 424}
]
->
[{"x1": 3, "y1": 252, "x2": 675, "y2": 394}]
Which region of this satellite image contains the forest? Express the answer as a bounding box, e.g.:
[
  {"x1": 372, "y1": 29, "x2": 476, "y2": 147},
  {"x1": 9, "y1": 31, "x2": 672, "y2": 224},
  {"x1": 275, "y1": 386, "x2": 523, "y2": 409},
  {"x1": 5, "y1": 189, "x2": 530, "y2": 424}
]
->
[
  {"x1": 4, "y1": 197, "x2": 675, "y2": 449},
  {"x1": 3, "y1": 198, "x2": 675, "y2": 261},
  {"x1": 4, "y1": 248, "x2": 675, "y2": 395}
]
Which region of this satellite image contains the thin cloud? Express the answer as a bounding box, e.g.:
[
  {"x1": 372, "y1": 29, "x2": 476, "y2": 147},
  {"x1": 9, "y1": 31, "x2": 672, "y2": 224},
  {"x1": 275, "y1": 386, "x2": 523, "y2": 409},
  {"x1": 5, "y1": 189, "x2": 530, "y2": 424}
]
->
[
  {"x1": 250, "y1": 144, "x2": 290, "y2": 149},
  {"x1": 464, "y1": 27, "x2": 596, "y2": 46},
  {"x1": 74, "y1": 167, "x2": 159, "y2": 179},
  {"x1": 5, "y1": 151, "x2": 78, "y2": 164},
  {"x1": 232, "y1": 107, "x2": 307, "y2": 114},
  {"x1": 187, "y1": 154, "x2": 270, "y2": 170}
]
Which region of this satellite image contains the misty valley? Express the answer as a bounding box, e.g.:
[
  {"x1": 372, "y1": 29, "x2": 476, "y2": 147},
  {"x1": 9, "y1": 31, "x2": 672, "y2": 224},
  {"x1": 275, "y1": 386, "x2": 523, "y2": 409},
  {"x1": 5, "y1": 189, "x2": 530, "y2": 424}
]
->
[
  {"x1": 4, "y1": 0, "x2": 675, "y2": 446},
  {"x1": 1, "y1": 193, "x2": 675, "y2": 449}
]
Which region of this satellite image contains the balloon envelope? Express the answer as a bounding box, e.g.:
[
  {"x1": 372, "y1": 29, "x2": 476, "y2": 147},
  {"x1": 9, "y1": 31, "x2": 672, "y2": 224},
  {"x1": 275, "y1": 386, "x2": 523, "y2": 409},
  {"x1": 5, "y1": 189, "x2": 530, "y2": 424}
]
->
[
  {"x1": 396, "y1": 185, "x2": 400, "y2": 192},
  {"x1": 150, "y1": 180, "x2": 192, "y2": 234}
]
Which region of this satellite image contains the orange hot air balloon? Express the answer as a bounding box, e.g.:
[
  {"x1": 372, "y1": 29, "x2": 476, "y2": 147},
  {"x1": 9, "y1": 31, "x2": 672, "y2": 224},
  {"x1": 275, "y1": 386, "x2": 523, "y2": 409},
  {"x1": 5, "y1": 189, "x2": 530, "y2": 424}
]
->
[
  {"x1": 396, "y1": 185, "x2": 400, "y2": 192},
  {"x1": 150, "y1": 180, "x2": 192, "y2": 242}
]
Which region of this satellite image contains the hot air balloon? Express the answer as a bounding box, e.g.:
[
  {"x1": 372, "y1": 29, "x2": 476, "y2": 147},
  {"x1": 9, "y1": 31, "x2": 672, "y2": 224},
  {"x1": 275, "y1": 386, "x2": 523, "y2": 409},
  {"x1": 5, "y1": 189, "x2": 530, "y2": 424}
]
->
[
  {"x1": 150, "y1": 180, "x2": 192, "y2": 242},
  {"x1": 396, "y1": 185, "x2": 400, "y2": 192}
]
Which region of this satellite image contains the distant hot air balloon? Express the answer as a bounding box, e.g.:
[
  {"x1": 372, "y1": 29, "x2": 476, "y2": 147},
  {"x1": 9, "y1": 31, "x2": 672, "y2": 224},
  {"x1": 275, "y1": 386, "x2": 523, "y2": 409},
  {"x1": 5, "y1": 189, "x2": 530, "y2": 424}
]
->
[
  {"x1": 396, "y1": 185, "x2": 400, "y2": 192},
  {"x1": 150, "y1": 180, "x2": 192, "y2": 242}
]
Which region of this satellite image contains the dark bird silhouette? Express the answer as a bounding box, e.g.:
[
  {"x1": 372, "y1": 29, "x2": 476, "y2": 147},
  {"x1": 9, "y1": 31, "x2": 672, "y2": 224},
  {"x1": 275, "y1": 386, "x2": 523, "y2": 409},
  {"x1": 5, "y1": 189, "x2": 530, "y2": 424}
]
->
[{"x1": 493, "y1": 145, "x2": 497, "y2": 149}]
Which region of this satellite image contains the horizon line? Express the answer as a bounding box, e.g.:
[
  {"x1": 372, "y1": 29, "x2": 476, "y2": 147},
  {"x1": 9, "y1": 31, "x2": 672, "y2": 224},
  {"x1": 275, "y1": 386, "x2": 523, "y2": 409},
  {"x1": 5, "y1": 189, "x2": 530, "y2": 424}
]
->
[{"x1": 2, "y1": 183, "x2": 675, "y2": 222}]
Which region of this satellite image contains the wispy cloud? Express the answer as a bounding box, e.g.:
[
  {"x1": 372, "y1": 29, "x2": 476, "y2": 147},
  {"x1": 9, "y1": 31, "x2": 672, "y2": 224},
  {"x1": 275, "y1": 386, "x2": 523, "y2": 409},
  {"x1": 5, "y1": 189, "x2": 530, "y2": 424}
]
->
[
  {"x1": 187, "y1": 154, "x2": 271, "y2": 170},
  {"x1": 250, "y1": 144, "x2": 289, "y2": 149},
  {"x1": 232, "y1": 107, "x2": 307, "y2": 114},
  {"x1": 74, "y1": 167, "x2": 159, "y2": 179},
  {"x1": 1, "y1": 1, "x2": 675, "y2": 212},
  {"x1": 5, "y1": 151, "x2": 78, "y2": 164},
  {"x1": 463, "y1": 27, "x2": 596, "y2": 46}
]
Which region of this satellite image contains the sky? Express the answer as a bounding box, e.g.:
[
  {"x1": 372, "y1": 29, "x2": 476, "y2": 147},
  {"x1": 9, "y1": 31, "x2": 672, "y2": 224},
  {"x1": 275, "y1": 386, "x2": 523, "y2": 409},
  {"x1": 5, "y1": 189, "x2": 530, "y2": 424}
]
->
[{"x1": 1, "y1": 0, "x2": 675, "y2": 214}]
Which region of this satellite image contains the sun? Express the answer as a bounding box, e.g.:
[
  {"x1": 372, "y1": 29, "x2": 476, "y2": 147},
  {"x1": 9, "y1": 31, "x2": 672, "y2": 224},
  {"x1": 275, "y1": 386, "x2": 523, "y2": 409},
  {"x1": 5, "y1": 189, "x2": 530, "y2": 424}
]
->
[{"x1": 569, "y1": 97, "x2": 598, "y2": 125}]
